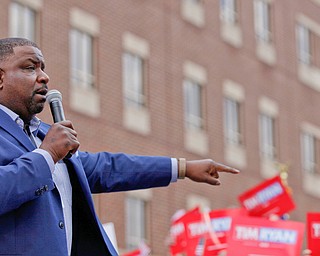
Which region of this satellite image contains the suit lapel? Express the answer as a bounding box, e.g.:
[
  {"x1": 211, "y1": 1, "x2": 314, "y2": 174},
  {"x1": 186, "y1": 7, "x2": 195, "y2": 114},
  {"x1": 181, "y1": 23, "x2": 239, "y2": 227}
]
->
[
  {"x1": 64, "y1": 157, "x2": 97, "y2": 214},
  {"x1": 0, "y1": 109, "x2": 35, "y2": 151},
  {"x1": 64, "y1": 158, "x2": 114, "y2": 255}
]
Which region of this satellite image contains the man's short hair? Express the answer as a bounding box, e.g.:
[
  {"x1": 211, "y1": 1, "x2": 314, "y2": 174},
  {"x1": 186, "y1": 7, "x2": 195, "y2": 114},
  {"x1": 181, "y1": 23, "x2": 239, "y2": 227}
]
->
[{"x1": 0, "y1": 38, "x2": 39, "y2": 62}]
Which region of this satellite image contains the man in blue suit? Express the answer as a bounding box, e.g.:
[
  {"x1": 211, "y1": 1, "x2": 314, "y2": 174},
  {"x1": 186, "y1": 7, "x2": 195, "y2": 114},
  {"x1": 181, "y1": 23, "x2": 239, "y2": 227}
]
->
[{"x1": 0, "y1": 38, "x2": 239, "y2": 256}]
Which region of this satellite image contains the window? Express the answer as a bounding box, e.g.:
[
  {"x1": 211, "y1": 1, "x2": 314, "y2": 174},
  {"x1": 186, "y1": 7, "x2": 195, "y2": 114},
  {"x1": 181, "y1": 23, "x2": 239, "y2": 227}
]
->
[
  {"x1": 181, "y1": 0, "x2": 205, "y2": 27},
  {"x1": 220, "y1": 0, "x2": 242, "y2": 47},
  {"x1": 70, "y1": 29, "x2": 94, "y2": 89},
  {"x1": 297, "y1": 22, "x2": 320, "y2": 67},
  {"x1": 301, "y1": 132, "x2": 318, "y2": 174},
  {"x1": 300, "y1": 124, "x2": 320, "y2": 197},
  {"x1": 9, "y1": 2, "x2": 36, "y2": 41},
  {"x1": 122, "y1": 52, "x2": 145, "y2": 108},
  {"x1": 223, "y1": 80, "x2": 246, "y2": 168},
  {"x1": 220, "y1": 0, "x2": 238, "y2": 24},
  {"x1": 125, "y1": 197, "x2": 146, "y2": 249},
  {"x1": 183, "y1": 79, "x2": 203, "y2": 130},
  {"x1": 254, "y1": 0, "x2": 272, "y2": 43},
  {"x1": 259, "y1": 114, "x2": 276, "y2": 160},
  {"x1": 254, "y1": 0, "x2": 276, "y2": 65},
  {"x1": 297, "y1": 24, "x2": 312, "y2": 65},
  {"x1": 258, "y1": 96, "x2": 278, "y2": 178},
  {"x1": 224, "y1": 98, "x2": 241, "y2": 145},
  {"x1": 122, "y1": 32, "x2": 150, "y2": 134},
  {"x1": 69, "y1": 8, "x2": 100, "y2": 117},
  {"x1": 183, "y1": 61, "x2": 208, "y2": 155},
  {"x1": 296, "y1": 15, "x2": 320, "y2": 91}
]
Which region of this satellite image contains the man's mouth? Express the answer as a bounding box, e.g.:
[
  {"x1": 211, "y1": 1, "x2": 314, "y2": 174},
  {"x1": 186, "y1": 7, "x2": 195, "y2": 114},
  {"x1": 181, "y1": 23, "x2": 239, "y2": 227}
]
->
[{"x1": 36, "y1": 88, "x2": 48, "y2": 96}]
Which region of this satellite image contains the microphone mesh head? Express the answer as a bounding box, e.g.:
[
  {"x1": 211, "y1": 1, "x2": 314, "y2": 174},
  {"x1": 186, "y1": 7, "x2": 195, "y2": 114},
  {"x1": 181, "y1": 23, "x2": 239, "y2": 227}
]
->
[{"x1": 46, "y1": 89, "x2": 62, "y2": 103}]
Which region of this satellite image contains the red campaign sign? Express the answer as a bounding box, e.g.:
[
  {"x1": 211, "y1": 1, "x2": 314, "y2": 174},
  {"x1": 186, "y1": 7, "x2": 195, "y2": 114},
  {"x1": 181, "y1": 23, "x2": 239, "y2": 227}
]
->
[
  {"x1": 121, "y1": 249, "x2": 140, "y2": 256},
  {"x1": 184, "y1": 208, "x2": 246, "y2": 256},
  {"x1": 121, "y1": 243, "x2": 150, "y2": 256},
  {"x1": 307, "y1": 212, "x2": 320, "y2": 255},
  {"x1": 169, "y1": 207, "x2": 201, "y2": 255},
  {"x1": 227, "y1": 216, "x2": 305, "y2": 256},
  {"x1": 238, "y1": 175, "x2": 295, "y2": 217}
]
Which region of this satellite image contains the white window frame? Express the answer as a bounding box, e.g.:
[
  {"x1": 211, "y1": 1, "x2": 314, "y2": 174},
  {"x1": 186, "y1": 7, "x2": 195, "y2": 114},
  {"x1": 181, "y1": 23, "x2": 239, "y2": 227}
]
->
[
  {"x1": 9, "y1": 2, "x2": 36, "y2": 41},
  {"x1": 220, "y1": 0, "x2": 238, "y2": 24},
  {"x1": 300, "y1": 123, "x2": 320, "y2": 198},
  {"x1": 296, "y1": 15, "x2": 320, "y2": 92},
  {"x1": 254, "y1": 0, "x2": 272, "y2": 43},
  {"x1": 219, "y1": 0, "x2": 243, "y2": 48},
  {"x1": 122, "y1": 52, "x2": 146, "y2": 108},
  {"x1": 183, "y1": 61, "x2": 208, "y2": 156},
  {"x1": 69, "y1": 8, "x2": 100, "y2": 117},
  {"x1": 297, "y1": 24, "x2": 312, "y2": 65},
  {"x1": 183, "y1": 79, "x2": 203, "y2": 130},
  {"x1": 301, "y1": 132, "x2": 317, "y2": 173},
  {"x1": 122, "y1": 32, "x2": 150, "y2": 135},
  {"x1": 186, "y1": 0, "x2": 201, "y2": 3},
  {"x1": 258, "y1": 96, "x2": 279, "y2": 178},
  {"x1": 223, "y1": 80, "x2": 246, "y2": 168},
  {"x1": 224, "y1": 97, "x2": 241, "y2": 145},
  {"x1": 125, "y1": 196, "x2": 147, "y2": 249},
  {"x1": 70, "y1": 29, "x2": 94, "y2": 89},
  {"x1": 259, "y1": 114, "x2": 276, "y2": 160}
]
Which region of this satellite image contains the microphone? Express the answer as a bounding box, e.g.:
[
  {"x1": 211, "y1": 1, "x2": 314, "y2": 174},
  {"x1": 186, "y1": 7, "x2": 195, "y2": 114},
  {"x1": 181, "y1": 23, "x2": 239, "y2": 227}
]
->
[
  {"x1": 46, "y1": 89, "x2": 72, "y2": 158},
  {"x1": 46, "y1": 89, "x2": 66, "y2": 123}
]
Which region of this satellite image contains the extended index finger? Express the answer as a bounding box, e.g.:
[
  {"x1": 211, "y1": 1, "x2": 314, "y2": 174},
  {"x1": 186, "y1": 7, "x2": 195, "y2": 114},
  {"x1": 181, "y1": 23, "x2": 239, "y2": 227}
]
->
[{"x1": 216, "y1": 162, "x2": 240, "y2": 174}]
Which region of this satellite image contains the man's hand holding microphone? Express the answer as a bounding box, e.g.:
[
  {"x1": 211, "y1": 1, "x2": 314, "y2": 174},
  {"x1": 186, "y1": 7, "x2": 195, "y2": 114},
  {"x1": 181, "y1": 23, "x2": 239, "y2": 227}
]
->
[{"x1": 39, "y1": 90, "x2": 80, "y2": 163}]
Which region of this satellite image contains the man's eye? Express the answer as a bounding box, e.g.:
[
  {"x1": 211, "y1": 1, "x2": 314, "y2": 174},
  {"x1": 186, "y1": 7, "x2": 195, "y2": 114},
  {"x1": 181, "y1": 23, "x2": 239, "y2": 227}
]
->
[{"x1": 25, "y1": 66, "x2": 35, "y2": 70}]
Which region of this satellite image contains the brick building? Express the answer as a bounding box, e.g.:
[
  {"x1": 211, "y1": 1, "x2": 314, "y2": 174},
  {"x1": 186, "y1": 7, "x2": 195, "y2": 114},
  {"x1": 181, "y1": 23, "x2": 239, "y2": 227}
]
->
[{"x1": 1, "y1": 0, "x2": 320, "y2": 254}]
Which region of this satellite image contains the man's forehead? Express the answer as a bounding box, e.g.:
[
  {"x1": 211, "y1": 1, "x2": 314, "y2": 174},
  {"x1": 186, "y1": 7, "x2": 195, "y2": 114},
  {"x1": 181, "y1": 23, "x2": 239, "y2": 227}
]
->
[{"x1": 13, "y1": 45, "x2": 44, "y2": 60}]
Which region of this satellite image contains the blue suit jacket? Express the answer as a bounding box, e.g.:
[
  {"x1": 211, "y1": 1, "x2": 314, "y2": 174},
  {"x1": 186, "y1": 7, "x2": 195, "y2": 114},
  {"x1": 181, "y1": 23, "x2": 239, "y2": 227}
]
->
[{"x1": 0, "y1": 109, "x2": 172, "y2": 256}]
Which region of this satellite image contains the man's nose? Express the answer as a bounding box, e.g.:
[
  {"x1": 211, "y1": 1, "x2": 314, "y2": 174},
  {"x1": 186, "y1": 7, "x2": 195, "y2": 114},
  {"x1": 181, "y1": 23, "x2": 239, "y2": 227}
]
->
[{"x1": 37, "y1": 70, "x2": 50, "y2": 84}]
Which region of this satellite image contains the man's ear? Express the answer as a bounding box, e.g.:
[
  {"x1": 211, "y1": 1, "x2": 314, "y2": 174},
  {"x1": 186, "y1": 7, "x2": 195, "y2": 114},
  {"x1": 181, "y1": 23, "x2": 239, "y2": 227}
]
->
[{"x1": 0, "y1": 69, "x2": 4, "y2": 88}]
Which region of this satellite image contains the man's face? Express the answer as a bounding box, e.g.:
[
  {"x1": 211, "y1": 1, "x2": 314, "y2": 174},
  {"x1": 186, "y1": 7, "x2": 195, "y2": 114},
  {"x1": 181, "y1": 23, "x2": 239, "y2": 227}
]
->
[{"x1": 0, "y1": 45, "x2": 49, "y2": 122}]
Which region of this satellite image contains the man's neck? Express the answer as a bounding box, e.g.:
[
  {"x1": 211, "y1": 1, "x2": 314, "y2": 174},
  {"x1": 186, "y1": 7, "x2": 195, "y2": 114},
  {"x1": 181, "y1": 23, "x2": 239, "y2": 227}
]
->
[{"x1": 0, "y1": 104, "x2": 38, "y2": 126}]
